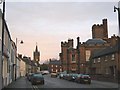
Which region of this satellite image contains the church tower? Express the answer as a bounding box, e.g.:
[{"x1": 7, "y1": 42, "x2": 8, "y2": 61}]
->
[{"x1": 33, "y1": 43, "x2": 40, "y2": 62}]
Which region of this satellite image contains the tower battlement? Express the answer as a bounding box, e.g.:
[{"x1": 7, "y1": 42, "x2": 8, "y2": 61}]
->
[{"x1": 92, "y1": 19, "x2": 108, "y2": 39}]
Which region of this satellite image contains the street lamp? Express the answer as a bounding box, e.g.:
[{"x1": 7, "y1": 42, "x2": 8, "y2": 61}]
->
[
  {"x1": 15, "y1": 38, "x2": 23, "y2": 81},
  {"x1": 114, "y1": 3, "x2": 120, "y2": 34}
]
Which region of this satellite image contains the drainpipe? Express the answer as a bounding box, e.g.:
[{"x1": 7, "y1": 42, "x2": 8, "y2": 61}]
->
[{"x1": 1, "y1": 1, "x2": 5, "y2": 89}]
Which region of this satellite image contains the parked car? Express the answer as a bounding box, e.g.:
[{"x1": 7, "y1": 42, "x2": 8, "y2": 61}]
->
[
  {"x1": 31, "y1": 73, "x2": 44, "y2": 85},
  {"x1": 71, "y1": 74, "x2": 79, "y2": 81},
  {"x1": 65, "y1": 73, "x2": 78, "y2": 81},
  {"x1": 41, "y1": 70, "x2": 49, "y2": 75},
  {"x1": 58, "y1": 72, "x2": 66, "y2": 79},
  {"x1": 75, "y1": 74, "x2": 91, "y2": 84},
  {"x1": 27, "y1": 73, "x2": 34, "y2": 81},
  {"x1": 51, "y1": 72, "x2": 57, "y2": 78},
  {"x1": 59, "y1": 73, "x2": 64, "y2": 79},
  {"x1": 63, "y1": 74, "x2": 70, "y2": 80}
]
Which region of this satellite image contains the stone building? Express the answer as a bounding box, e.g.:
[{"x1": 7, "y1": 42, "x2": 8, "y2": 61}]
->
[
  {"x1": 60, "y1": 19, "x2": 119, "y2": 74},
  {"x1": 33, "y1": 44, "x2": 40, "y2": 72},
  {"x1": 90, "y1": 39, "x2": 120, "y2": 81}
]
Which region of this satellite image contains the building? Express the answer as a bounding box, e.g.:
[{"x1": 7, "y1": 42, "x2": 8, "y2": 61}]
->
[
  {"x1": 0, "y1": 8, "x2": 20, "y2": 89},
  {"x1": 0, "y1": 9, "x2": 2, "y2": 90},
  {"x1": 10, "y1": 40, "x2": 17, "y2": 82},
  {"x1": 90, "y1": 41, "x2": 120, "y2": 81},
  {"x1": 19, "y1": 54, "x2": 26, "y2": 77},
  {"x1": 33, "y1": 44, "x2": 40, "y2": 62},
  {"x1": 48, "y1": 59, "x2": 62, "y2": 73},
  {"x1": 60, "y1": 19, "x2": 119, "y2": 75},
  {"x1": 33, "y1": 44, "x2": 40, "y2": 72}
]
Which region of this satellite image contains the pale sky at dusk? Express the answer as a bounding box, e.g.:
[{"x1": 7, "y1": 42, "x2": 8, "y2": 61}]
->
[{"x1": 1, "y1": 0, "x2": 119, "y2": 63}]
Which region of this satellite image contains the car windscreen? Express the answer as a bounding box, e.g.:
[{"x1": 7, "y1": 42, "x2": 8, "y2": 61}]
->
[{"x1": 33, "y1": 74, "x2": 43, "y2": 77}]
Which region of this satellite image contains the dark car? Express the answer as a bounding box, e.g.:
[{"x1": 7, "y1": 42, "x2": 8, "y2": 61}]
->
[
  {"x1": 27, "y1": 73, "x2": 34, "y2": 81},
  {"x1": 66, "y1": 74, "x2": 78, "y2": 81},
  {"x1": 63, "y1": 74, "x2": 70, "y2": 80},
  {"x1": 71, "y1": 74, "x2": 79, "y2": 81},
  {"x1": 31, "y1": 73, "x2": 44, "y2": 85},
  {"x1": 66, "y1": 74, "x2": 73, "y2": 81},
  {"x1": 59, "y1": 73, "x2": 63, "y2": 79},
  {"x1": 75, "y1": 74, "x2": 91, "y2": 84}
]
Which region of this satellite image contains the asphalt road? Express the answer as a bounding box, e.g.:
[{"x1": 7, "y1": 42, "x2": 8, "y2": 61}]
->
[{"x1": 31, "y1": 74, "x2": 119, "y2": 89}]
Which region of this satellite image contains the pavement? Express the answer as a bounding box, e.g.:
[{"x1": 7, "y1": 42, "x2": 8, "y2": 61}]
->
[{"x1": 2, "y1": 76, "x2": 33, "y2": 89}]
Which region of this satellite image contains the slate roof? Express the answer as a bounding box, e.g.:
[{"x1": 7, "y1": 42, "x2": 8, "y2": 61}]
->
[
  {"x1": 49, "y1": 60, "x2": 61, "y2": 65},
  {"x1": 22, "y1": 56, "x2": 39, "y2": 66},
  {"x1": 91, "y1": 45, "x2": 119, "y2": 59},
  {"x1": 85, "y1": 39, "x2": 107, "y2": 45}
]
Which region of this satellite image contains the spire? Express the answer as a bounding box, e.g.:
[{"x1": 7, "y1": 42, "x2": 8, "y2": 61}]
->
[{"x1": 35, "y1": 42, "x2": 38, "y2": 52}]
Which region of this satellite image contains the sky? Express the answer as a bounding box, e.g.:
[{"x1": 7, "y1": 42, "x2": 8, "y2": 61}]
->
[{"x1": 1, "y1": 0, "x2": 119, "y2": 63}]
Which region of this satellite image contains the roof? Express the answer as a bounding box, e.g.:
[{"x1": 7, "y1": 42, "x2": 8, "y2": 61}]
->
[
  {"x1": 49, "y1": 60, "x2": 61, "y2": 65},
  {"x1": 22, "y1": 56, "x2": 40, "y2": 66},
  {"x1": 91, "y1": 45, "x2": 119, "y2": 58},
  {"x1": 0, "y1": 9, "x2": 2, "y2": 17},
  {"x1": 85, "y1": 39, "x2": 106, "y2": 45}
]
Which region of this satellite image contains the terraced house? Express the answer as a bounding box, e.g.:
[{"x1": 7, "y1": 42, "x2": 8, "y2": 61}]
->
[
  {"x1": 0, "y1": 9, "x2": 21, "y2": 89},
  {"x1": 90, "y1": 37, "x2": 120, "y2": 81}
]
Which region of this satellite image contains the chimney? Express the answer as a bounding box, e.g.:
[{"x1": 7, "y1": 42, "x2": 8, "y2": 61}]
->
[
  {"x1": 68, "y1": 39, "x2": 73, "y2": 47},
  {"x1": 103, "y1": 19, "x2": 108, "y2": 39},
  {"x1": 18, "y1": 54, "x2": 22, "y2": 58},
  {"x1": 77, "y1": 37, "x2": 80, "y2": 49}
]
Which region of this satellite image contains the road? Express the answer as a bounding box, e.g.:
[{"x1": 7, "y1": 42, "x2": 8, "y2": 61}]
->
[{"x1": 31, "y1": 74, "x2": 119, "y2": 89}]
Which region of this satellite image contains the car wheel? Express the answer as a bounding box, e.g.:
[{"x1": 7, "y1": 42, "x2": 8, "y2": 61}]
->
[
  {"x1": 32, "y1": 82, "x2": 35, "y2": 85},
  {"x1": 88, "y1": 82, "x2": 91, "y2": 84}
]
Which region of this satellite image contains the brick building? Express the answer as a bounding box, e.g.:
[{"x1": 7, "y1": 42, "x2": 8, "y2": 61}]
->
[
  {"x1": 60, "y1": 19, "x2": 119, "y2": 74},
  {"x1": 48, "y1": 59, "x2": 62, "y2": 73}
]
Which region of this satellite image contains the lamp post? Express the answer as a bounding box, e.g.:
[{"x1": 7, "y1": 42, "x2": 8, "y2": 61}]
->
[
  {"x1": 114, "y1": 2, "x2": 120, "y2": 34},
  {"x1": 15, "y1": 38, "x2": 23, "y2": 81},
  {"x1": 114, "y1": 1, "x2": 120, "y2": 84}
]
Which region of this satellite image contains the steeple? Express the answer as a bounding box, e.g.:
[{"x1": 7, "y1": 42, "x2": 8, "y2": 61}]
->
[
  {"x1": 35, "y1": 42, "x2": 38, "y2": 52},
  {"x1": 33, "y1": 42, "x2": 40, "y2": 62}
]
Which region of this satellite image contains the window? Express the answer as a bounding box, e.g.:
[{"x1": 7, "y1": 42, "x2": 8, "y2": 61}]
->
[
  {"x1": 98, "y1": 58, "x2": 100, "y2": 62},
  {"x1": 51, "y1": 65, "x2": 53, "y2": 67},
  {"x1": 105, "y1": 68, "x2": 109, "y2": 74},
  {"x1": 86, "y1": 50, "x2": 91, "y2": 61},
  {"x1": 51, "y1": 69, "x2": 53, "y2": 72},
  {"x1": 56, "y1": 69, "x2": 58, "y2": 72},
  {"x1": 60, "y1": 69, "x2": 62, "y2": 72},
  {"x1": 56, "y1": 65, "x2": 58, "y2": 67},
  {"x1": 72, "y1": 54, "x2": 75, "y2": 61},
  {"x1": 111, "y1": 54, "x2": 115, "y2": 60},
  {"x1": 93, "y1": 59, "x2": 96, "y2": 64},
  {"x1": 105, "y1": 56, "x2": 107, "y2": 62}
]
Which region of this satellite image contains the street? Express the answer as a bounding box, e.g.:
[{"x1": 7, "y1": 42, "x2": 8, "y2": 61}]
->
[{"x1": 32, "y1": 74, "x2": 118, "y2": 89}]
